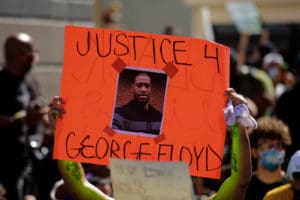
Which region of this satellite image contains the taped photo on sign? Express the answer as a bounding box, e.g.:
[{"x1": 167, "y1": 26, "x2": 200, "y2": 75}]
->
[{"x1": 111, "y1": 67, "x2": 168, "y2": 137}]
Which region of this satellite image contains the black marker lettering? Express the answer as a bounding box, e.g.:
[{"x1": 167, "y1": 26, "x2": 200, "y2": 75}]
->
[
  {"x1": 137, "y1": 37, "x2": 157, "y2": 65},
  {"x1": 157, "y1": 144, "x2": 174, "y2": 161},
  {"x1": 206, "y1": 144, "x2": 222, "y2": 171},
  {"x1": 179, "y1": 146, "x2": 192, "y2": 166},
  {"x1": 131, "y1": 143, "x2": 151, "y2": 160},
  {"x1": 173, "y1": 41, "x2": 192, "y2": 66},
  {"x1": 194, "y1": 146, "x2": 205, "y2": 171},
  {"x1": 95, "y1": 137, "x2": 109, "y2": 159},
  {"x1": 160, "y1": 39, "x2": 171, "y2": 64},
  {"x1": 123, "y1": 140, "x2": 131, "y2": 159},
  {"x1": 66, "y1": 133, "x2": 96, "y2": 159},
  {"x1": 110, "y1": 139, "x2": 121, "y2": 158},
  {"x1": 66, "y1": 132, "x2": 80, "y2": 159},
  {"x1": 76, "y1": 31, "x2": 90, "y2": 56},
  {"x1": 128, "y1": 35, "x2": 146, "y2": 60},
  {"x1": 79, "y1": 135, "x2": 96, "y2": 158},
  {"x1": 64, "y1": 131, "x2": 224, "y2": 174},
  {"x1": 204, "y1": 44, "x2": 220, "y2": 73},
  {"x1": 152, "y1": 38, "x2": 156, "y2": 64},
  {"x1": 96, "y1": 32, "x2": 112, "y2": 57},
  {"x1": 114, "y1": 33, "x2": 129, "y2": 56}
]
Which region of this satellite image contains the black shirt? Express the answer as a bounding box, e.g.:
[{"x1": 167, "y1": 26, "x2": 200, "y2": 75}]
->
[
  {"x1": 112, "y1": 100, "x2": 162, "y2": 135},
  {"x1": 245, "y1": 173, "x2": 290, "y2": 200}
]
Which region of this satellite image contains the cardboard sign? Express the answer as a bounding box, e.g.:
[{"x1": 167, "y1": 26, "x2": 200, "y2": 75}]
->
[
  {"x1": 226, "y1": 2, "x2": 262, "y2": 34},
  {"x1": 53, "y1": 25, "x2": 230, "y2": 178},
  {"x1": 110, "y1": 159, "x2": 193, "y2": 200}
]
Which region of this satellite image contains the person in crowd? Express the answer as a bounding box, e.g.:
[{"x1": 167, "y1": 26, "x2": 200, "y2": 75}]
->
[
  {"x1": 232, "y1": 33, "x2": 276, "y2": 117},
  {"x1": 275, "y1": 56, "x2": 300, "y2": 161},
  {"x1": 245, "y1": 117, "x2": 292, "y2": 200},
  {"x1": 244, "y1": 28, "x2": 277, "y2": 69},
  {"x1": 230, "y1": 53, "x2": 273, "y2": 118},
  {"x1": 101, "y1": 0, "x2": 123, "y2": 29},
  {"x1": 163, "y1": 24, "x2": 182, "y2": 36},
  {"x1": 0, "y1": 32, "x2": 45, "y2": 200},
  {"x1": 263, "y1": 150, "x2": 300, "y2": 200},
  {"x1": 0, "y1": 32, "x2": 60, "y2": 200},
  {"x1": 261, "y1": 52, "x2": 295, "y2": 99},
  {"x1": 48, "y1": 88, "x2": 255, "y2": 200},
  {"x1": 112, "y1": 72, "x2": 162, "y2": 135}
]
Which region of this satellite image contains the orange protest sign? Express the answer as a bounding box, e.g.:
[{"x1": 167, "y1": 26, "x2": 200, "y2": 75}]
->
[{"x1": 53, "y1": 25, "x2": 230, "y2": 178}]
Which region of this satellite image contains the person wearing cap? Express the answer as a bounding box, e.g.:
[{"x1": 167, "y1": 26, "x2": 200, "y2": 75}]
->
[
  {"x1": 263, "y1": 150, "x2": 300, "y2": 200},
  {"x1": 262, "y1": 52, "x2": 295, "y2": 99}
]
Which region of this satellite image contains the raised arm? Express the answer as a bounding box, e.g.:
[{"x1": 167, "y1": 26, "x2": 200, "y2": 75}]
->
[
  {"x1": 208, "y1": 88, "x2": 254, "y2": 200},
  {"x1": 49, "y1": 97, "x2": 114, "y2": 200},
  {"x1": 210, "y1": 124, "x2": 251, "y2": 200},
  {"x1": 57, "y1": 160, "x2": 113, "y2": 200}
]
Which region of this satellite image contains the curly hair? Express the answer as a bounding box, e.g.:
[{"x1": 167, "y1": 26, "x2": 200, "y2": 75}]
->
[{"x1": 248, "y1": 116, "x2": 291, "y2": 148}]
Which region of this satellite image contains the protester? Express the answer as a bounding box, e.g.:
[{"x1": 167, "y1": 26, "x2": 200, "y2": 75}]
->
[
  {"x1": 232, "y1": 33, "x2": 276, "y2": 117},
  {"x1": 261, "y1": 52, "x2": 295, "y2": 99},
  {"x1": 244, "y1": 28, "x2": 277, "y2": 69},
  {"x1": 101, "y1": 0, "x2": 123, "y2": 29},
  {"x1": 48, "y1": 88, "x2": 255, "y2": 200},
  {"x1": 275, "y1": 57, "x2": 300, "y2": 161},
  {"x1": 163, "y1": 24, "x2": 182, "y2": 35},
  {"x1": 263, "y1": 150, "x2": 300, "y2": 200},
  {"x1": 245, "y1": 116, "x2": 292, "y2": 200},
  {"x1": 0, "y1": 32, "x2": 44, "y2": 200},
  {"x1": 0, "y1": 32, "x2": 60, "y2": 200}
]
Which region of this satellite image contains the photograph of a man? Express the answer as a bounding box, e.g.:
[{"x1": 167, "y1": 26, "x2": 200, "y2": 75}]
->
[{"x1": 111, "y1": 68, "x2": 167, "y2": 136}]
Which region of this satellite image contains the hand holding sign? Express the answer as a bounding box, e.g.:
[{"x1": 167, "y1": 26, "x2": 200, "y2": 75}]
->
[{"x1": 52, "y1": 88, "x2": 254, "y2": 200}]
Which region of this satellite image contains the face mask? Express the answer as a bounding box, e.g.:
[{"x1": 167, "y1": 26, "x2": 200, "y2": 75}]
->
[
  {"x1": 260, "y1": 148, "x2": 284, "y2": 171},
  {"x1": 267, "y1": 67, "x2": 279, "y2": 80}
]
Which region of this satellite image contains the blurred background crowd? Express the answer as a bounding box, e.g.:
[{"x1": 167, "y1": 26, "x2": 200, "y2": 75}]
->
[{"x1": 0, "y1": 0, "x2": 299, "y2": 199}]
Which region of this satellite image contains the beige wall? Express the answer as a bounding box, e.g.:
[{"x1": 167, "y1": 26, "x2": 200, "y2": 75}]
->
[
  {"x1": 0, "y1": 18, "x2": 93, "y2": 65},
  {"x1": 183, "y1": 0, "x2": 300, "y2": 39},
  {"x1": 0, "y1": 18, "x2": 93, "y2": 100}
]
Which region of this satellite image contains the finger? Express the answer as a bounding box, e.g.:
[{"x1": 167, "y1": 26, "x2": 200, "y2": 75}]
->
[
  {"x1": 52, "y1": 96, "x2": 65, "y2": 105},
  {"x1": 225, "y1": 88, "x2": 248, "y2": 106},
  {"x1": 49, "y1": 109, "x2": 64, "y2": 118},
  {"x1": 230, "y1": 93, "x2": 248, "y2": 106},
  {"x1": 49, "y1": 106, "x2": 65, "y2": 118},
  {"x1": 48, "y1": 107, "x2": 65, "y2": 130},
  {"x1": 48, "y1": 110, "x2": 57, "y2": 130},
  {"x1": 224, "y1": 88, "x2": 236, "y2": 96},
  {"x1": 49, "y1": 117, "x2": 57, "y2": 130}
]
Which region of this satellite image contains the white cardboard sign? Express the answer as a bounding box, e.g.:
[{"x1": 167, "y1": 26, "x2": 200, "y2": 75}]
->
[
  {"x1": 110, "y1": 159, "x2": 193, "y2": 200},
  {"x1": 226, "y1": 2, "x2": 262, "y2": 34}
]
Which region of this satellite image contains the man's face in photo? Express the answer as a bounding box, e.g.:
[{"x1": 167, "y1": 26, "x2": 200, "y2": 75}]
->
[{"x1": 133, "y1": 74, "x2": 151, "y2": 103}]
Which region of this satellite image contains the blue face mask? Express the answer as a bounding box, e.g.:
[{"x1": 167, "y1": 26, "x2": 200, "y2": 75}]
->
[
  {"x1": 260, "y1": 148, "x2": 284, "y2": 171},
  {"x1": 267, "y1": 67, "x2": 280, "y2": 80}
]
